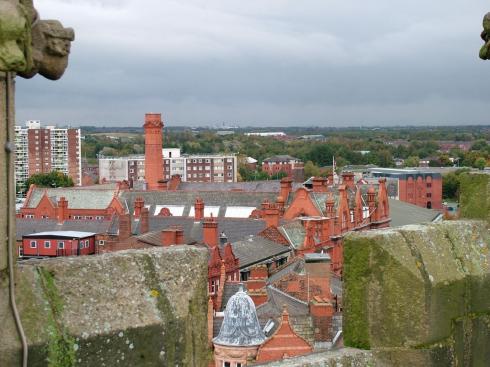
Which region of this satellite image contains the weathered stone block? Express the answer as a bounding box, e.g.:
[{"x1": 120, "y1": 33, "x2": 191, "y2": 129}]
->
[
  {"x1": 0, "y1": 246, "x2": 210, "y2": 366},
  {"x1": 343, "y1": 220, "x2": 490, "y2": 367}
]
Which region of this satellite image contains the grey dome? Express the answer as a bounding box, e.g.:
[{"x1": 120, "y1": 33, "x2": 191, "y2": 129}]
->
[{"x1": 213, "y1": 285, "x2": 266, "y2": 347}]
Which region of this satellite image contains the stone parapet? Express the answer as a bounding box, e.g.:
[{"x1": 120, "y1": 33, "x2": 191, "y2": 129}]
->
[
  {"x1": 0, "y1": 246, "x2": 210, "y2": 366},
  {"x1": 343, "y1": 220, "x2": 490, "y2": 366}
]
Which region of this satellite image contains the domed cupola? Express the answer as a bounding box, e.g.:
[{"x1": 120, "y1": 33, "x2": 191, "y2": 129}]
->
[{"x1": 213, "y1": 285, "x2": 266, "y2": 347}]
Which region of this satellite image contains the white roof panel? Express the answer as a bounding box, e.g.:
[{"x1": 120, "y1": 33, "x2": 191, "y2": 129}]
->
[
  {"x1": 224, "y1": 206, "x2": 256, "y2": 218},
  {"x1": 188, "y1": 206, "x2": 220, "y2": 218}
]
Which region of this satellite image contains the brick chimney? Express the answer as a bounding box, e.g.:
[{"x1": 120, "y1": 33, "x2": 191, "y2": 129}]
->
[
  {"x1": 175, "y1": 227, "x2": 184, "y2": 244},
  {"x1": 57, "y1": 197, "x2": 68, "y2": 224},
  {"x1": 264, "y1": 203, "x2": 280, "y2": 228},
  {"x1": 342, "y1": 172, "x2": 355, "y2": 190},
  {"x1": 161, "y1": 228, "x2": 176, "y2": 246},
  {"x1": 312, "y1": 177, "x2": 328, "y2": 192},
  {"x1": 280, "y1": 177, "x2": 293, "y2": 201},
  {"x1": 310, "y1": 297, "x2": 335, "y2": 342},
  {"x1": 144, "y1": 113, "x2": 164, "y2": 190},
  {"x1": 118, "y1": 213, "x2": 131, "y2": 241},
  {"x1": 134, "y1": 197, "x2": 144, "y2": 219},
  {"x1": 202, "y1": 216, "x2": 218, "y2": 248},
  {"x1": 169, "y1": 174, "x2": 182, "y2": 190},
  {"x1": 305, "y1": 252, "x2": 334, "y2": 343},
  {"x1": 195, "y1": 197, "x2": 204, "y2": 221},
  {"x1": 140, "y1": 207, "x2": 149, "y2": 234},
  {"x1": 246, "y1": 265, "x2": 268, "y2": 306},
  {"x1": 327, "y1": 171, "x2": 334, "y2": 186}
]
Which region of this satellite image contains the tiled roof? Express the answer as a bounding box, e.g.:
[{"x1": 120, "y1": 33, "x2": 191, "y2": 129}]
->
[
  {"x1": 121, "y1": 190, "x2": 278, "y2": 217},
  {"x1": 231, "y1": 236, "x2": 291, "y2": 269},
  {"x1": 26, "y1": 187, "x2": 117, "y2": 209},
  {"x1": 16, "y1": 218, "x2": 118, "y2": 240},
  {"x1": 388, "y1": 198, "x2": 442, "y2": 227}
]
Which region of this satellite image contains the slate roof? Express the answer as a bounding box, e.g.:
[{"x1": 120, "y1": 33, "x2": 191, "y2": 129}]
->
[
  {"x1": 120, "y1": 190, "x2": 278, "y2": 217},
  {"x1": 267, "y1": 257, "x2": 305, "y2": 284},
  {"x1": 231, "y1": 236, "x2": 291, "y2": 269},
  {"x1": 256, "y1": 286, "x2": 309, "y2": 319},
  {"x1": 16, "y1": 218, "x2": 119, "y2": 241},
  {"x1": 25, "y1": 187, "x2": 117, "y2": 209},
  {"x1": 388, "y1": 198, "x2": 442, "y2": 227},
  {"x1": 134, "y1": 217, "x2": 267, "y2": 245},
  {"x1": 278, "y1": 220, "x2": 307, "y2": 249},
  {"x1": 177, "y1": 180, "x2": 303, "y2": 193}
]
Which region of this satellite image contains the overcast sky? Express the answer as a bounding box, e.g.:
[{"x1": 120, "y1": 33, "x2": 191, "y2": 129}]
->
[{"x1": 15, "y1": 0, "x2": 490, "y2": 127}]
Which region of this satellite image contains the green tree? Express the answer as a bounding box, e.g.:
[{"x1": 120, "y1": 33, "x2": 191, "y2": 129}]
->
[
  {"x1": 404, "y1": 156, "x2": 420, "y2": 167},
  {"x1": 25, "y1": 171, "x2": 74, "y2": 190},
  {"x1": 474, "y1": 157, "x2": 487, "y2": 170},
  {"x1": 304, "y1": 160, "x2": 321, "y2": 178},
  {"x1": 442, "y1": 172, "x2": 460, "y2": 200}
]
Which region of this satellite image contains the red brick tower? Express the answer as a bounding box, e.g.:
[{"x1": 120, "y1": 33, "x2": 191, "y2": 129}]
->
[{"x1": 144, "y1": 113, "x2": 164, "y2": 190}]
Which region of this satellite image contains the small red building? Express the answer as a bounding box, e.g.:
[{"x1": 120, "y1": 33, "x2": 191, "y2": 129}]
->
[
  {"x1": 21, "y1": 231, "x2": 96, "y2": 258},
  {"x1": 368, "y1": 168, "x2": 442, "y2": 209},
  {"x1": 262, "y1": 155, "x2": 304, "y2": 182}
]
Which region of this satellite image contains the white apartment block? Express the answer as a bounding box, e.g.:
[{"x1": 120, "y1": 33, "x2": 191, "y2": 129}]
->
[
  {"x1": 15, "y1": 120, "x2": 82, "y2": 193},
  {"x1": 99, "y1": 148, "x2": 238, "y2": 184}
]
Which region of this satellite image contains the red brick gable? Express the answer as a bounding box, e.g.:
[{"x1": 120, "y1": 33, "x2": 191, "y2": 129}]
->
[
  {"x1": 256, "y1": 307, "x2": 312, "y2": 362},
  {"x1": 283, "y1": 188, "x2": 322, "y2": 220}
]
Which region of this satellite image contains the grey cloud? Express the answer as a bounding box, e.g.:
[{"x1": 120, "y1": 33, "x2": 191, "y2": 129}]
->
[{"x1": 15, "y1": 0, "x2": 490, "y2": 126}]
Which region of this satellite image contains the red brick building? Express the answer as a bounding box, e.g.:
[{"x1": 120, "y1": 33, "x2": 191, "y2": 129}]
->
[
  {"x1": 21, "y1": 231, "x2": 96, "y2": 257},
  {"x1": 262, "y1": 155, "x2": 304, "y2": 182},
  {"x1": 368, "y1": 168, "x2": 443, "y2": 209},
  {"x1": 18, "y1": 185, "x2": 125, "y2": 220}
]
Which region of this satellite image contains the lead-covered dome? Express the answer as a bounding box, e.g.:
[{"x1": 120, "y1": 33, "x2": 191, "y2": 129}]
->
[{"x1": 213, "y1": 285, "x2": 266, "y2": 347}]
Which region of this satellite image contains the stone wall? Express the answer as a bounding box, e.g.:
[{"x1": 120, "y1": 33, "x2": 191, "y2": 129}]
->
[
  {"x1": 0, "y1": 246, "x2": 210, "y2": 366},
  {"x1": 343, "y1": 220, "x2": 490, "y2": 367},
  {"x1": 255, "y1": 348, "x2": 375, "y2": 366}
]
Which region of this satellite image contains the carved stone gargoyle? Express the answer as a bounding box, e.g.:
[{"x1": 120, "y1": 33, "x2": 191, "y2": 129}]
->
[
  {"x1": 480, "y1": 13, "x2": 490, "y2": 60},
  {"x1": 0, "y1": 0, "x2": 74, "y2": 79}
]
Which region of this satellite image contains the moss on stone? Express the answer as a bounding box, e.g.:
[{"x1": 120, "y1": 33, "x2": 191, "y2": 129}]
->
[
  {"x1": 459, "y1": 174, "x2": 489, "y2": 224},
  {"x1": 343, "y1": 236, "x2": 372, "y2": 349},
  {"x1": 37, "y1": 267, "x2": 76, "y2": 367}
]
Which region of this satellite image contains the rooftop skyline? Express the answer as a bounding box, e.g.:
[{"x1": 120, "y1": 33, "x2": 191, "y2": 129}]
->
[{"x1": 16, "y1": 0, "x2": 490, "y2": 127}]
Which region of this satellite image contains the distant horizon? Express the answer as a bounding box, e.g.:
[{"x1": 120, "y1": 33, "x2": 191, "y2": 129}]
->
[{"x1": 14, "y1": 120, "x2": 490, "y2": 130}]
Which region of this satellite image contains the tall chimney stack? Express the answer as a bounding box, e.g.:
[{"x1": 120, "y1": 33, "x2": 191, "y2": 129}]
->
[{"x1": 144, "y1": 113, "x2": 164, "y2": 190}]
